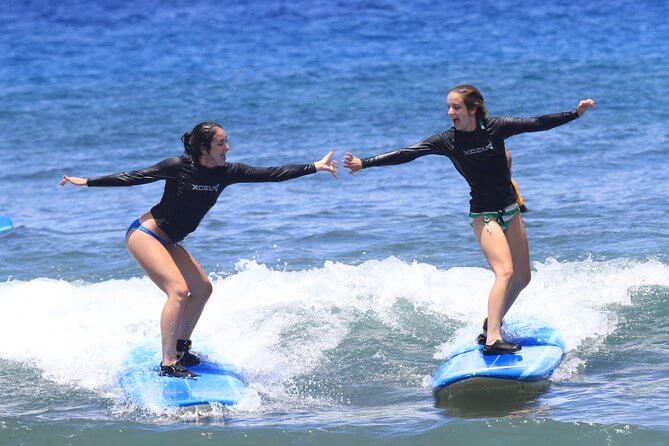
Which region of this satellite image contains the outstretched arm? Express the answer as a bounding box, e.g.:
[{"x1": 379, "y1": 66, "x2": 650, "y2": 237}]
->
[
  {"x1": 60, "y1": 157, "x2": 182, "y2": 188},
  {"x1": 227, "y1": 150, "x2": 338, "y2": 184},
  {"x1": 343, "y1": 134, "x2": 445, "y2": 176},
  {"x1": 497, "y1": 98, "x2": 596, "y2": 139}
]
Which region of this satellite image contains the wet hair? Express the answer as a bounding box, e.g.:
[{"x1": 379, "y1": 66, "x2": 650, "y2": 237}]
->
[
  {"x1": 448, "y1": 84, "x2": 489, "y2": 126},
  {"x1": 181, "y1": 121, "x2": 223, "y2": 158}
]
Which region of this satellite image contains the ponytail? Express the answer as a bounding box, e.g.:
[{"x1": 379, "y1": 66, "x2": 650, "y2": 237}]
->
[{"x1": 181, "y1": 131, "x2": 194, "y2": 156}]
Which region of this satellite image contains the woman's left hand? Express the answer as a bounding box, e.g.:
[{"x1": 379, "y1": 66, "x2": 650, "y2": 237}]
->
[
  {"x1": 314, "y1": 150, "x2": 339, "y2": 178},
  {"x1": 60, "y1": 175, "x2": 88, "y2": 187},
  {"x1": 577, "y1": 98, "x2": 596, "y2": 116}
]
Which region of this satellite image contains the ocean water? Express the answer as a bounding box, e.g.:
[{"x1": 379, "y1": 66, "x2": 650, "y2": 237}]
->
[{"x1": 1, "y1": 0, "x2": 668, "y2": 444}]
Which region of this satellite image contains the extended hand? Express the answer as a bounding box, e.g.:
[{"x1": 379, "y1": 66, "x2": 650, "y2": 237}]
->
[
  {"x1": 314, "y1": 151, "x2": 338, "y2": 178},
  {"x1": 60, "y1": 176, "x2": 87, "y2": 187},
  {"x1": 577, "y1": 98, "x2": 596, "y2": 116},
  {"x1": 343, "y1": 152, "x2": 362, "y2": 175}
]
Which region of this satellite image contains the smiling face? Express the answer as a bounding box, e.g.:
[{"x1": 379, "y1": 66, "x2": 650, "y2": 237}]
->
[
  {"x1": 447, "y1": 92, "x2": 478, "y2": 132},
  {"x1": 203, "y1": 127, "x2": 229, "y2": 166}
]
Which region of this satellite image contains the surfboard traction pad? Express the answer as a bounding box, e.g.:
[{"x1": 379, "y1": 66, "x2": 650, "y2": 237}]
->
[
  {"x1": 119, "y1": 347, "x2": 247, "y2": 408},
  {"x1": 431, "y1": 319, "x2": 565, "y2": 395}
]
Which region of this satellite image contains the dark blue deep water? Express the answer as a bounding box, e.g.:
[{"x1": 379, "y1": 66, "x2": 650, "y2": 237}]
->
[{"x1": 1, "y1": 1, "x2": 668, "y2": 444}]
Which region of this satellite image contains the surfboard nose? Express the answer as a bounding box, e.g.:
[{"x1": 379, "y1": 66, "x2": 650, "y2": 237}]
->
[{"x1": 0, "y1": 216, "x2": 13, "y2": 236}]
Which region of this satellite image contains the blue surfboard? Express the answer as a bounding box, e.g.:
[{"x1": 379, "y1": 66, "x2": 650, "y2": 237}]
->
[
  {"x1": 431, "y1": 319, "x2": 564, "y2": 397},
  {"x1": 120, "y1": 347, "x2": 247, "y2": 408},
  {"x1": 0, "y1": 216, "x2": 13, "y2": 236}
]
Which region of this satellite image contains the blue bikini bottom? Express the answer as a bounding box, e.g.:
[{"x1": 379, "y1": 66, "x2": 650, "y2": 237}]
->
[{"x1": 126, "y1": 219, "x2": 173, "y2": 247}]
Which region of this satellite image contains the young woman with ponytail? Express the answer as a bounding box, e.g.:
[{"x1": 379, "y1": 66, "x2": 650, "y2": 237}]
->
[
  {"x1": 61, "y1": 121, "x2": 338, "y2": 378},
  {"x1": 343, "y1": 85, "x2": 595, "y2": 355}
]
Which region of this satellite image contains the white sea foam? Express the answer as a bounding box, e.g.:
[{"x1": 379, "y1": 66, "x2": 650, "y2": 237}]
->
[{"x1": 0, "y1": 256, "x2": 667, "y2": 408}]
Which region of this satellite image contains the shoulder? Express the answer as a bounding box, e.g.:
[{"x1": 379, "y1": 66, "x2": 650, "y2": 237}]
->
[
  {"x1": 483, "y1": 116, "x2": 509, "y2": 134},
  {"x1": 222, "y1": 162, "x2": 251, "y2": 176},
  {"x1": 487, "y1": 116, "x2": 520, "y2": 128},
  {"x1": 160, "y1": 155, "x2": 189, "y2": 171},
  {"x1": 223, "y1": 162, "x2": 247, "y2": 171},
  {"x1": 440, "y1": 128, "x2": 455, "y2": 138},
  {"x1": 432, "y1": 129, "x2": 455, "y2": 147},
  {"x1": 157, "y1": 156, "x2": 187, "y2": 167}
]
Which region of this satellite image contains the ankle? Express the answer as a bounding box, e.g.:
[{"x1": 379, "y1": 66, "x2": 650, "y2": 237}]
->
[
  {"x1": 162, "y1": 354, "x2": 179, "y2": 366},
  {"x1": 177, "y1": 339, "x2": 192, "y2": 352}
]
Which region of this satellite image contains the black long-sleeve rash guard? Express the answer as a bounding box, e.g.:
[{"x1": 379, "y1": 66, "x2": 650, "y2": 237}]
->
[
  {"x1": 87, "y1": 156, "x2": 317, "y2": 242},
  {"x1": 361, "y1": 110, "x2": 580, "y2": 213}
]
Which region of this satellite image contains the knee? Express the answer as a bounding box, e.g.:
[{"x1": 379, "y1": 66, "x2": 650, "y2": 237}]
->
[
  {"x1": 495, "y1": 265, "x2": 515, "y2": 284},
  {"x1": 200, "y1": 280, "x2": 213, "y2": 301},
  {"x1": 191, "y1": 280, "x2": 213, "y2": 303},
  {"x1": 167, "y1": 284, "x2": 190, "y2": 305}
]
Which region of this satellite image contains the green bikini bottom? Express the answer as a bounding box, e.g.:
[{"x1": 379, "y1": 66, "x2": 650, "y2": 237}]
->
[{"x1": 469, "y1": 203, "x2": 520, "y2": 230}]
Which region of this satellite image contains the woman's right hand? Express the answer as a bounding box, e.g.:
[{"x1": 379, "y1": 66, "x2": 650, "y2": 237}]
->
[
  {"x1": 60, "y1": 176, "x2": 87, "y2": 187},
  {"x1": 343, "y1": 152, "x2": 362, "y2": 175},
  {"x1": 577, "y1": 98, "x2": 596, "y2": 116}
]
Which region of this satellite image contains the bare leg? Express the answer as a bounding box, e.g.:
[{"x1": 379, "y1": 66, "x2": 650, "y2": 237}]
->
[
  {"x1": 168, "y1": 244, "x2": 213, "y2": 340},
  {"x1": 125, "y1": 229, "x2": 189, "y2": 366},
  {"x1": 473, "y1": 217, "x2": 514, "y2": 345},
  {"x1": 501, "y1": 213, "x2": 532, "y2": 317}
]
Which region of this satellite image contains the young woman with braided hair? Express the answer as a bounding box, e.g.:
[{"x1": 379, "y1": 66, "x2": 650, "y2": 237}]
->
[{"x1": 344, "y1": 85, "x2": 594, "y2": 355}]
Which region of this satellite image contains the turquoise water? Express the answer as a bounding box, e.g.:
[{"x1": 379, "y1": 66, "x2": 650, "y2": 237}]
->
[{"x1": 1, "y1": 1, "x2": 668, "y2": 444}]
